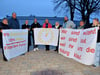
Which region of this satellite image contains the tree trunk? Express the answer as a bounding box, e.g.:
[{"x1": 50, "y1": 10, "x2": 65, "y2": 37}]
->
[
  {"x1": 85, "y1": 15, "x2": 90, "y2": 25},
  {"x1": 83, "y1": 14, "x2": 91, "y2": 28},
  {"x1": 81, "y1": 12, "x2": 85, "y2": 21},
  {"x1": 81, "y1": 11, "x2": 91, "y2": 28},
  {"x1": 70, "y1": 7, "x2": 74, "y2": 21}
]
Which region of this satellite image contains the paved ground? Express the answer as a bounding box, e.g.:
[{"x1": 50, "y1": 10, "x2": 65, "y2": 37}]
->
[{"x1": 0, "y1": 49, "x2": 100, "y2": 75}]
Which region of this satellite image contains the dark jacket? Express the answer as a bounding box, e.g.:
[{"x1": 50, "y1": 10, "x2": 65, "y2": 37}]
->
[
  {"x1": 22, "y1": 24, "x2": 31, "y2": 46},
  {"x1": 22, "y1": 24, "x2": 30, "y2": 29},
  {"x1": 0, "y1": 23, "x2": 10, "y2": 48},
  {"x1": 92, "y1": 25, "x2": 100, "y2": 43},
  {"x1": 84, "y1": 23, "x2": 92, "y2": 29},
  {"x1": 31, "y1": 22, "x2": 41, "y2": 30},
  {"x1": 78, "y1": 25, "x2": 84, "y2": 29},
  {"x1": 31, "y1": 22, "x2": 41, "y2": 35},
  {"x1": 0, "y1": 22, "x2": 2, "y2": 26},
  {"x1": 8, "y1": 17, "x2": 20, "y2": 29},
  {"x1": 0, "y1": 22, "x2": 10, "y2": 30}
]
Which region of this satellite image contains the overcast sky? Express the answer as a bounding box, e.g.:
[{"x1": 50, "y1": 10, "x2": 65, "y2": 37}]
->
[
  {"x1": 0, "y1": 0, "x2": 99, "y2": 21},
  {"x1": 0, "y1": 0, "x2": 64, "y2": 18}
]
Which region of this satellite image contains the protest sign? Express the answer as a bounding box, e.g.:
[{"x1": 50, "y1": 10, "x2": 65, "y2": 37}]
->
[{"x1": 2, "y1": 29, "x2": 28, "y2": 60}]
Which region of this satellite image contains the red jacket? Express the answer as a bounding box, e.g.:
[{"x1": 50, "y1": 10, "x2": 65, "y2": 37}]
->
[{"x1": 43, "y1": 23, "x2": 52, "y2": 28}]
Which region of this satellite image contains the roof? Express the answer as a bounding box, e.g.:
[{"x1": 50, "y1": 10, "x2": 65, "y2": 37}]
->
[{"x1": 6, "y1": 16, "x2": 64, "y2": 20}]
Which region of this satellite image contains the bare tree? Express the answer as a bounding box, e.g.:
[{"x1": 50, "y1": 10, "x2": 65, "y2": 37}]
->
[
  {"x1": 74, "y1": 0, "x2": 100, "y2": 26},
  {"x1": 53, "y1": 0, "x2": 76, "y2": 21},
  {"x1": 53, "y1": 0, "x2": 100, "y2": 27}
]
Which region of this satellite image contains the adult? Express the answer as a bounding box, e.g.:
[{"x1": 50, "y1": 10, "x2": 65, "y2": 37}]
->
[
  {"x1": 92, "y1": 18, "x2": 100, "y2": 27},
  {"x1": 8, "y1": 12, "x2": 20, "y2": 29},
  {"x1": 22, "y1": 20, "x2": 31, "y2": 52},
  {"x1": 31, "y1": 18, "x2": 41, "y2": 51},
  {"x1": 54, "y1": 22, "x2": 61, "y2": 52},
  {"x1": 78, "y1": 20, "x2": 85, "y2": 29},
  {"x1": 62, "y1": 16, "x2": 76, "y2": 29},
  {"x1": 0, "y1": 18, "x2": 10, "y2": 61},
  {"x1": 92, "y1": 18, "x2": 100, "y2": 42},
  {"x1": 91, "y1": 18, "x2": 100, "y2": 67},
  {"x1": 43, "y1": 19, "x2": 52, "y2": 51}
]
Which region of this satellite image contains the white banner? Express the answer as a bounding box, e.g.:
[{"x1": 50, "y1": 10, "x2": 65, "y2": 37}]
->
[
  {"x1": 59, "y1": 27, "x2": 98, "y2": 65},
  {"x1": 34, "y1": 28, "x2": 59, "y2": 46},
  {"x1": 2, "y1": 29, "x2": 28, "y2": 60}
]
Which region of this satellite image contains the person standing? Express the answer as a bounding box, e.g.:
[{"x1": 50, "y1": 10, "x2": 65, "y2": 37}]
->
[
  {"x1": 54, "y1": 22, "x2": 61, "y2": 52},
  {"x1": 91, "y1": 18, "x2": 100, "y2": 42},
  {"x1": 63, "y1": 16, "x2": 76, "y2": 29},
  {"x1": 0, "y1": 18, "x2": 10, "y2": 61},
  {"x1": 43, "y1": 19, "x2": 52, "y2": 51},
  {"x1": 31, "y1": 18, "x2": 41, "y2": 51},
  {"x1": 78, "y1": 20, "x2": 85, "y2": 29},
  {"x1": 91, "y1": 18, "x2": 100, "y2": 67},
  {"x1": 8, "y1": 12, "x2": 20, "y2": 29},
  {"x1": 22, "y1": 20, "x2": 31, "y2": 52}
]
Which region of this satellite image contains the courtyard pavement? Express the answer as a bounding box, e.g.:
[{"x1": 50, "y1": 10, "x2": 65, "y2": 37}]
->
[{"x1": 0, "y1": 49, "x2": 100, "y2": 75}]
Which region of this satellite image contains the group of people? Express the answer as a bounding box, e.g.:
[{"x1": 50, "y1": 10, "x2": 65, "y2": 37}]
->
[
  {"x1": 0, "y1": 12, "x2": 62, "y2": 61},
  {"x1": 78, "y1": 18, "x2": 100, "y2": 42},
  {"x1": 0, "y1": 12, "x2": 61, "y2": 52},
  {"x1": 22, "y1": 17, "x2": 61, "y2": 52},
  {"x1": 0, "y1": 12, "x2": 100, "y2": 62}
]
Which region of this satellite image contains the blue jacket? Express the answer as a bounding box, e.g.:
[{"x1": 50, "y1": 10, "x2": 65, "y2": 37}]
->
[{"x1": 8, "y1": 17, "x2": 20, "y2": 29}]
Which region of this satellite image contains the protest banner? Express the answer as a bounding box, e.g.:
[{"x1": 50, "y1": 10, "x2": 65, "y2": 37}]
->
[
  {"x1": 59, "y1": 27, "x2": 98, "y2": 65},
  {"x1": 2, "y1": 29, "x2": 28, "y2": 60},
  {"x1": 34, "y1": 28, "x2": 59, "y2": 46}
]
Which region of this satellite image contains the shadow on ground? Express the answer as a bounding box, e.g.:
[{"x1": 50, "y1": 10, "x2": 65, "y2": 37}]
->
[{"x1": 30, "y1": 69, "x2": 63, "y2": 75}]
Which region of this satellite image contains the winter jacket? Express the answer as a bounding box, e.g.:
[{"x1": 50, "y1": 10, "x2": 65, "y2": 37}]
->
[
  {"x1": 8, "y1": 17, "x2": 20, "y2": 29},
  {"x1": 43, "y1": 23, "x2": 52, "y2": 28}
]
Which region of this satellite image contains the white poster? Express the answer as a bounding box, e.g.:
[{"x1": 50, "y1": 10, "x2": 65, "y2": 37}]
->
[
  {"x1": 59, "y1": 27, "x2": 98, "y2": 65},
  {"x1": 59, "y1": 29, "x2": 81, "y2": 58},
  {"x1": 2, "y1": 29, "x2": 28, "y2": 60},
  {"x1": 34, "y1": 28, "x2": 59, "y2": 46}
]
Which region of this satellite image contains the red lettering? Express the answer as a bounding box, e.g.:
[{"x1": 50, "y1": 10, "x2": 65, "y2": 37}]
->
[
  {"x1": 7, "y1": 46, "x2": 13, "y2": 49},
  {"x1": 61, "y1": 37, "x2": 66, "y2": 40},
  {"x1": 69, "y1": 37, "x2": 77, "y2": 42},
  {"x1": 83, "y1": 29, "x2": 96, "y2": 35},
  {"x1": 4, "y1": 46, "x2": 7, "y2": 50},
  {"x1": 13, "y1": 45, "x2": 18, "y2": 48},
  {"x1": 78, "y1": 47, "x2": 83, "y2": 51},
  {"x1": 60, "y1": 48, "x2": 70, "y2": 56},
  {"x1": 69, "y1": 44, "x2": 74, "y2": 49},
  {"x1": 4, "y1": 33, "x2": 9, "y2": 36},
  {"x1": 80, "y1": 39, "x2": 86, "y2": 43},
  {"x1": 19, "y1": 43, "x2": 26, "y2": 46},
  {"x1": 71, "y1": 31, "x2": 80, "y2": 35},
  {"x1": 61, "y1": 30, "x2": 67, "y2": 34},
  {"x1": 60, "y1": 43, "x2": 66, "y2": 47},
  {"x1": 9, "y1": 38, "x2": 15, "y2": 42},
  {"x1": 86, "y1": 47, "x2": 95, "y2": 53},
  {"x1": 74, "y1": 53, "x2": 81, "y2": 60}
]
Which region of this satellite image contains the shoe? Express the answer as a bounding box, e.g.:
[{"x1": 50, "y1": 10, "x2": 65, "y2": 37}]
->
[
  {"x1": 36, "y1": 48, "x2": 39, "y2": 51},
  {"x1": 3, "y1": 58, "x2": 8, "y2": 61},
  {"x1": 46, "y1": 50, "x2": 49, "y2": 51},
  {"x1": 92, "y1": 64, "x2": 97, "y2": 67},
  {"x1": 34, "y1": 48, "x2": 36, "y2": 51},
  {"x1": 54, "y1": 50, "x2": 57, "y2": 51},
  {"x1": 20, "y1": 54, "x2": 25, "y2": 56}
]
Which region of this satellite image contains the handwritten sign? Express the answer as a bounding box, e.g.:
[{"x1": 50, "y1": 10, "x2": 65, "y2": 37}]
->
[
  {"x1": 2, "y1": 29, "x2": 28, "y2": 60},
  {"x1": 59, "y1": 27, "x2": 98, "y2": 65}
]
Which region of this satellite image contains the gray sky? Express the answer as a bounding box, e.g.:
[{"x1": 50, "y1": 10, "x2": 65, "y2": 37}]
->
[
  {"x1": 0, "y1": 0, "x2": 99, "y2": 22},
  {"x1": 0, "y1": 0, "x2": 64, "y2": 18}
]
